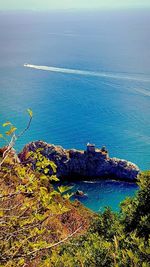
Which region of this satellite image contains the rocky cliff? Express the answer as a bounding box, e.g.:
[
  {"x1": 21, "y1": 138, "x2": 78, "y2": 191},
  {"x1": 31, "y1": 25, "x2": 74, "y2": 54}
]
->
[{"x1": 19, "y1": 141, "x2": 140, "y2": 181}]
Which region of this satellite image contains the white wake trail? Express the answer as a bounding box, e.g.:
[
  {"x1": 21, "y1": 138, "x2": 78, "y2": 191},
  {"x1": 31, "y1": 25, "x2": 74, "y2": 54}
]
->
[{"x1": 24, "y1": 64, "x2": 150, "y2": 83}]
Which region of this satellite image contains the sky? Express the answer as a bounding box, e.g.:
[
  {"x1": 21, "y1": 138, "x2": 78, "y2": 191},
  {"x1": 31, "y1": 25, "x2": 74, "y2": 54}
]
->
[{"x1": 0, "y1": 0, "x2": 150, "y2": 10}]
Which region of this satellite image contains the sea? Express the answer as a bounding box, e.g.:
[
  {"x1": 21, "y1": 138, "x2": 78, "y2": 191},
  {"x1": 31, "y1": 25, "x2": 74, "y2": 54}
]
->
[{"x1": 0, "y1": 9, "x2": 149, "y2": 211}]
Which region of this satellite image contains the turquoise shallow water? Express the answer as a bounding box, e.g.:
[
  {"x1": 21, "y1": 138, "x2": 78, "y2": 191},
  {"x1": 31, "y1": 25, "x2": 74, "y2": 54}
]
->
[{"x1": 70, "y1": 180, "x2": 138, "y2": 212}]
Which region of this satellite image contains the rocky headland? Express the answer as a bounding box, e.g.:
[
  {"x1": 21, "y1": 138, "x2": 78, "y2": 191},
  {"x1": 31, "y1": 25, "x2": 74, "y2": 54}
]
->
[{"x1": 19, "y1": 141, "x2": 140, "y2": 181}]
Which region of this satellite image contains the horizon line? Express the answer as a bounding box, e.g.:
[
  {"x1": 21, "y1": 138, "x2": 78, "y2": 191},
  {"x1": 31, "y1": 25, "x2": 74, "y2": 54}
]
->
[{"x1": 0, "y1": 6, "x2": 150, "y2": 12}]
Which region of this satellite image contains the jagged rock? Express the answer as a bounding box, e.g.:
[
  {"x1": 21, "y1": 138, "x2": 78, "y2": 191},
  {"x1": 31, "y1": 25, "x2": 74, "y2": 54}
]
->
[
  {"x1": 74, "y1": 190, "x2": 86, "y2": 197},
  {"x1": 19, "y1": 141, "x2": 140, "y2": 181}
]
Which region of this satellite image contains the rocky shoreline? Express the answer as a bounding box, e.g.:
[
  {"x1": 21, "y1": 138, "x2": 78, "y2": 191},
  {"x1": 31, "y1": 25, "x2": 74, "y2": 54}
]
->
[{"x1": 19, "y1": 141, "x2": 140, "y2": 182}]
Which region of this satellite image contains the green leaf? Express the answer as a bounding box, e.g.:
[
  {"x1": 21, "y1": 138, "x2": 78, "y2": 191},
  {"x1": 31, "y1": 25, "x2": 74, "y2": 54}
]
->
[
  {"x1": 127, "y1": 250, "x2": 134, "y2": 259},
  {"x1": 27, "y1": 108, "x2": 33, "y2": 117},
  {"x1": 40, "y1": 174, "x2": 49, "y2": 181},
  {"x1": 0, "y1": 134, "x2": 3, "y2": 138},
  {"x1": 50, "y1": 175, "x2": 59, "y2": 182},
  {"x1": 18, "y1": 258, "x2": 25, "y2": 265},
  {"x1": 2, "y1": 121, "x2": 11, "y2": 127},
  {"x1": 5, "y1": 127, "x2": 17, "y2": 136},
  {"x1": 63, "y1": 193, "x2": 74, "y2": 199},
  {"x1": 58, "y1": 203, "x2": 70, "y2": 213},
  {"x1": 0, "y1": 210, "x2": 4, "y2": 217},
  {"x1": 49, "y1": 161, "x2": 57, "y2": 173},
  {"x1": 44, "y1": 168, "x2": 49, "y2": 174},
  {"x1": 58, "y1": 185, "x2": 73, "y2": 194}
]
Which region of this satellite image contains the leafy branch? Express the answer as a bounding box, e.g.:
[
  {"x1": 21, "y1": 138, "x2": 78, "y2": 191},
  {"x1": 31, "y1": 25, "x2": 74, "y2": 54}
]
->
[{"x1": 0, "y1": 109, "x2": 33, "y2": 169}]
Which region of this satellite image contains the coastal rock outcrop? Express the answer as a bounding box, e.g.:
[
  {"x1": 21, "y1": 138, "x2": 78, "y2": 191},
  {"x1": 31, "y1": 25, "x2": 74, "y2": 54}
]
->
[{"x1": 19, "y1": 141, "x2": 140, "y2": 181}]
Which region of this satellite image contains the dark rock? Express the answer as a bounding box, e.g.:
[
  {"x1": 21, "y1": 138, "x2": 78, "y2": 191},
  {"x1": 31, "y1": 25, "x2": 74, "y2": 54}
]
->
[
  {"x1": 19, "y1": 141, "x2": 140, "y2": 181},
  {"x1": 75, "y1": 190, "x2": 85, "y2": 197}
]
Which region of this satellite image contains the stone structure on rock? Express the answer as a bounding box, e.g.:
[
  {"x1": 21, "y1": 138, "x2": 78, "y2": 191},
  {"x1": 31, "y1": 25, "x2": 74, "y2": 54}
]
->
[
  {"x1": 19, "y1": 141, "x2": 140, "y2": 181},
  {"x1": 86, "y1": 143, "x2": 96, "y2": 153}
]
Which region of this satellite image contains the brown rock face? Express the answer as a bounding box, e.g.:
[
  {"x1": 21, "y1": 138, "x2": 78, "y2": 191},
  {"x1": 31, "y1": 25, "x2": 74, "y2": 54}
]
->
[{"x1": 19, "y1": 141, "x2": 140, "y2": 181}]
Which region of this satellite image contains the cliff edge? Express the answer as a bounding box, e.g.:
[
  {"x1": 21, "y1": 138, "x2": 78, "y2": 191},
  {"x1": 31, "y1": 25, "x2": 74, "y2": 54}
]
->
[{"x1": 19, "y1": 141, "x2": 140, "y2": 181}]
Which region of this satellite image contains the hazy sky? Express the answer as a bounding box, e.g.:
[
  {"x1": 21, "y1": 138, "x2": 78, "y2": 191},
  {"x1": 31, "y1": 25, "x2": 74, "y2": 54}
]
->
[{"x1": 1, "y1": 0, "x2": 150, "y2": 10}]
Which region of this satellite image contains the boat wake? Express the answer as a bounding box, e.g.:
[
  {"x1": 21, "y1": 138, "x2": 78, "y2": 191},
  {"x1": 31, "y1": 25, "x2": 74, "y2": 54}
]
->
[{"x1": 24, "y1": 64, "x2": 150, "y2": 83}]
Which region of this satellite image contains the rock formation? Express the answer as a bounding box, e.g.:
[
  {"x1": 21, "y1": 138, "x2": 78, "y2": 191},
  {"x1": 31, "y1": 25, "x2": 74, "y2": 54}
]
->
[{"x1": 19, "y1": 141, "x2": 140, "y2": 181}]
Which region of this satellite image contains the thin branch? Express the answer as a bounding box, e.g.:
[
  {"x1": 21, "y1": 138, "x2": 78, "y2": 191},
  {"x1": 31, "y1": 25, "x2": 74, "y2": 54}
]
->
[
  {"x1": 16, "y1": 116, "x2": 32, "y2": 140},
  {"x1": 0, "y1": 135, "x2": 16, "y2": 169},
  {"x1": 2, "y1": 213, "x2": 52, "y2": 237},
  {"x1": 0, "y1": 203, "x2": 21, "y2": 211},
  {"x1": 0, "y1": 191, "x2": 33, "y2": 199},
  {"x1": 0, "y1": 225, "x2": 83, "y2": 262},
  {"x1": 23, "y1": 224, "x2": 82, "y2": 257},
  {"x1": 0, "y1": 114, "x2": 32, "y2": 169}
]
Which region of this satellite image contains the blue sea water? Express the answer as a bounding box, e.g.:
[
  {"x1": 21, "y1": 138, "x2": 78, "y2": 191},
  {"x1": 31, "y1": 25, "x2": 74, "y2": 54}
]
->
[
  {"x1": 70, "y1": 180, "x2": 138, "y2": 212},
  {"x1": 0, "y1": 10, "x2": 149, "y2": 210}
]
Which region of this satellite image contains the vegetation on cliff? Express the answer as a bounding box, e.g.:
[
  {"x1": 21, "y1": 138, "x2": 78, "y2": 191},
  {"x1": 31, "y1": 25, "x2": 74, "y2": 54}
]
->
[
  {"x1": 0, "y1": 156, "x2": 149, "y2": 267},
  {"x1": 51, "y1": 171, "x2": 150, "y2": 267},
  {"x1": 0, "y1": 147, "x2": 94, "y2": 266},
  {"x1": 0, "y1": 112, "x2": 93, "y2": 266}
]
